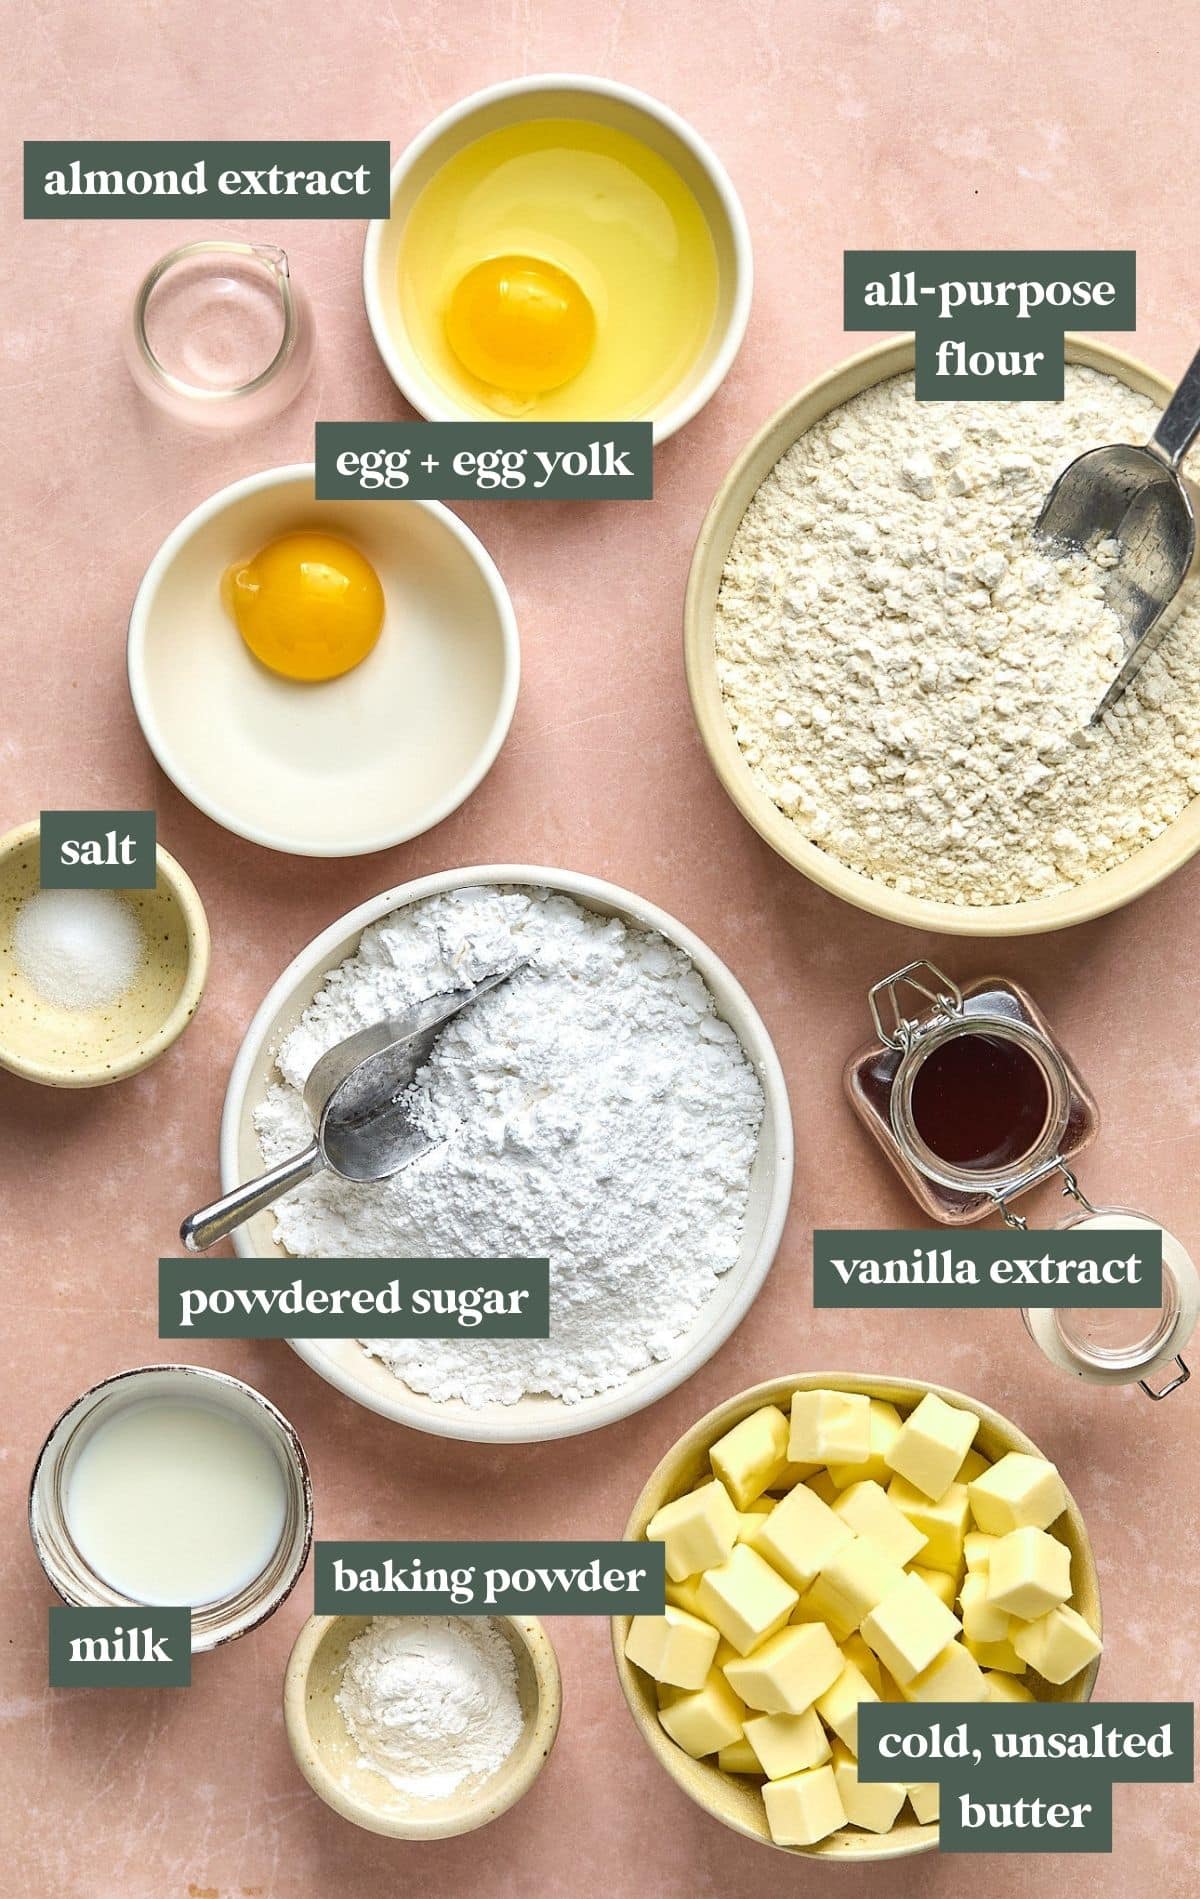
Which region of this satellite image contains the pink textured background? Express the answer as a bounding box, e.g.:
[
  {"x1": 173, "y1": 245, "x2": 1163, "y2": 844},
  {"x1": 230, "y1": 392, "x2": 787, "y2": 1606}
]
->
[{"x1": 3, "y1": 4, "x2": 1198, "y2": 1895}]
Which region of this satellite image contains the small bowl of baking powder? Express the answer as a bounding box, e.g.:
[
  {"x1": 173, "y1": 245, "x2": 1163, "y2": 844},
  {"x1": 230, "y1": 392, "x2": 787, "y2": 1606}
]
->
[{"x1": 283, "y1": 1612, "x2": 562, "y2": 1838}]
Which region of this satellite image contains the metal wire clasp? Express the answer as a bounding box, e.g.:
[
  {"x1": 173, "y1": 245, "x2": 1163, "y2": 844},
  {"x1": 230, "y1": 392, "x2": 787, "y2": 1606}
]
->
[{"x1": 868, "y1": 960, "x2": 963, "y2": 1052}]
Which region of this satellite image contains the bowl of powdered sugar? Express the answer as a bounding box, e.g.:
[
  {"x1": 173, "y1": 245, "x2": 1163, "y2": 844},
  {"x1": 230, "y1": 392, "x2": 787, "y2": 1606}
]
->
[
  {"x1": 284, "y1": 1612, "x2": 561, "y2": 1837},
  {"x1": 687, "y1": 335, "x2": 1200, "y2": 934},
  {"x1": 219, "y1": 866, "x2": 792, "y2": 1441}
]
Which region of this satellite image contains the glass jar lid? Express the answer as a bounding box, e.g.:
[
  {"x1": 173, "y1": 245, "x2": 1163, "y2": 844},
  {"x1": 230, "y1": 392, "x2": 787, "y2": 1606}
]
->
[{"x1": 1023, "y1": 1209, "x2": 1196, "y2": 1396}]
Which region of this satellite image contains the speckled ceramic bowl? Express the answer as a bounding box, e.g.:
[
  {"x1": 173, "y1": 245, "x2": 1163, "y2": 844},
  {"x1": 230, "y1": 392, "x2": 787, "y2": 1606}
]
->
[
  {"x1": 284, "y1": 1612, "x2": 562, "y2": 1838},
  {"x1": 0, "y1": 819, "x2": 209, "y2": 1086}
]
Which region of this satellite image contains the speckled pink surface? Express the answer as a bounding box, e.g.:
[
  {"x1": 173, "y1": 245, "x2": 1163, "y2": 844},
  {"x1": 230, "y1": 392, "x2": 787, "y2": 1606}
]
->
[{"x1": 4, "y1": 4, "x2": 1199, "y2": 1895}]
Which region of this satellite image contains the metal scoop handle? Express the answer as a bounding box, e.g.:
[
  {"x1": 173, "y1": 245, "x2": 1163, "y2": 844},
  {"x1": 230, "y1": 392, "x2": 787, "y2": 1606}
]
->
[
  {"x1": 1152, "y1": 345, "x2": 1200, "y2": 469},
  {"x1": 180, "y1": 1140, "x2": 322, "y2": 1253}
]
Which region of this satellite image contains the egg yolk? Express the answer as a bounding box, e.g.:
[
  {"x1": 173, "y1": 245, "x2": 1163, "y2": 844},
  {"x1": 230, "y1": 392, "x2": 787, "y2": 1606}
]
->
[
  {"x1": 444, "y1": 255, "x2": 595, "y2": 396},
  {"x1": 223, "y1": 532, "x2": 385, "y2": 683}
]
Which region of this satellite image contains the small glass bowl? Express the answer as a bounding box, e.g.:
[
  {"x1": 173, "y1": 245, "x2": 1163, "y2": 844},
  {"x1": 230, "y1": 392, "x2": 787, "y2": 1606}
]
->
[
  {"x1": 127, "y1": 240, "x2": 315, "y2": 427},
  {"x1": 29, "y1": 1364, "x2": 313, "y2": 1650}
]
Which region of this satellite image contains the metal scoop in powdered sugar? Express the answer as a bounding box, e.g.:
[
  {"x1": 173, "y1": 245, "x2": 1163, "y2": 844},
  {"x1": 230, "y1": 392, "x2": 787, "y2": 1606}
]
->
[
  {"x1": 1034, "y1": 344, "x2": 1200, "y2": 722},
  {"x1": 179, "y1": 959, "x2": 527, "y2": 1252}
]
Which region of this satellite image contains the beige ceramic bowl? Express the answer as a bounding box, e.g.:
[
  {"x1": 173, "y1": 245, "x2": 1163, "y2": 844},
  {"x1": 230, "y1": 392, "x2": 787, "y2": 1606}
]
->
[
  {"x1": 685, "y1": 333, "x2": 1196, "y2": 936},
  {"x1": 284, "y1": 1612, "x2": 562, "y2": 1838},
  {"x1": 0, "y1": 820, "x2": 209, "y2": 1087},
  {"x1": 613, "y1": 1372, "x2": 1102, "y2": 1863}
]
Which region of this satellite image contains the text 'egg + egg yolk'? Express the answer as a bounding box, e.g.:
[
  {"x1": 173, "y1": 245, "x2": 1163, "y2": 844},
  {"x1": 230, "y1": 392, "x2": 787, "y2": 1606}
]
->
[
  {"x1": 444, "y1": 254, "x2": 595, "y2": 397},
  {"x1": 223, "y1": 532, "x2": 385, "y2": 683}
]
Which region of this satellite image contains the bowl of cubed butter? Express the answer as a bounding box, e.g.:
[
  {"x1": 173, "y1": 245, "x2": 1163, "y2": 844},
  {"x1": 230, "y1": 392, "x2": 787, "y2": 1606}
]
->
[{"x1": 612, "y1": 1373, "x2": 1102, "y2": 1860}]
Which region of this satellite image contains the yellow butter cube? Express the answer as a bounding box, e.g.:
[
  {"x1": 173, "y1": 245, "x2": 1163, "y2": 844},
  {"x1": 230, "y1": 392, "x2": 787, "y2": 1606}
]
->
[
  {"x1": 887, "y1": 1475, "x2": 971, "y2": 1574},
  {"x1": 801, "y1": 1536, "x2": 907, "y2": 1637},
  {"x1": 885, "y1": 1392, "x2": 979, "y2": 1502},
  {"x1": 723, "y1": 1620, "x2": 842, "y2": 1715},
  {"x1": 1011, "y1": 1603, "x2": 1101, "y2": 1683},
  {"x1": 833, "y1": 1479, "x2": 928, "y2": 1567},
  {"x1": 664, "y1": 1571, "x2": 707, "y2": 1618},
  {"x1": 832, "y1": 1740, "x2": 908, "y2": 1833},
  {"x1": 769, "y1": 1458, "x2": 820, "y2": 1492},
  {"x1": 860, "y1": 1571, "x2": 961, "y2": 1685},
  {"x1": 792, "y1": 1579, "x2": 855, "y2": 1642},
  {"x1": 789, "y1": 1389, "x2": 871, "y2": 1466},
  {"x1": 718, "y1": 1736, "x2": 763, "y2": 1775},
  {"x1": 646, "y1": 1478, "x2": 739, "y2": 1581},
  {"x1": 763, "y1": 1763, "x2": 847, "y2": 1846},
  {"x1": 753, "y1": 1479, "x2": 854, "y2": 1591},
  {"x1": 736, "y1": 1501, "x2": 776, "y2": 1555},
  {"x1": 960, "y1": 1571, "x2": 1012, "y2": 1646},
  {"x1": 828, "y1": 1398, "x2": 904, "y2": 1488},
  {"x1": 815, "y1": 1656, "x2": 879, "y2": 1754},
  {"x1": 806, "y1": 1469, "x2": 841, "y2": 1505},
  {"x1": 697, "y1": 1543, "x2": 798, "y2": 1656},
  {"x1": 908, "y1": 1781, "x2": 940, "y2": 1824},
  {"x1": 744, "y1": 1705, "x2": 831, "y2": 1778},
  {"x1": 959, "y1": 1448, "x2": 990, "y2": 1483},
  {"x1": 625, "y1": 1605, "x2": 720, "y2": 1689},
  {"x1": 841, "y1": 1631, "x2": 884, "y2": 1696},
  {"x1": 658, "y1": 1667, "x2": 746, "y2": 1757},
  {"x1": 710, "y1": 1405, "x2": 791, "y2": 1508},
  {"x1": 900, "y1": 1639, "x2": 988, "y2": 1703},
  {"x1": 984, "y1": 1669, "x2": 1035, "y2": 1703},
  {"x1": 911, "y1": 1565, "x2": 957, "y2": 1609},
  {"x1": 986, "y1": 1527, "x2": 1071, "y2": 1620},
  {"x1": 964, "y1": 1632, "x2": 1026, "y2": 1673},
  {"x1": 963, "y1": 1530, "x2": 998, "y2": 1573},
  {"x1": 968, "y1": 1452, "x2": 1067, "y2": 1536}
]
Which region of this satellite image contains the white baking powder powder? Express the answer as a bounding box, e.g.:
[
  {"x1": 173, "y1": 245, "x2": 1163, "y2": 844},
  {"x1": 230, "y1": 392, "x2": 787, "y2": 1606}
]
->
[
  {"x1": 714, "y1": 365, "x2": 1200, "y2": 905},
  {"x1": 254, "y1": 886, "x2": 764, "y2": 1405},
  {"x1": 335, "y1": 1616, "x2": 523, "y2": 1799}
]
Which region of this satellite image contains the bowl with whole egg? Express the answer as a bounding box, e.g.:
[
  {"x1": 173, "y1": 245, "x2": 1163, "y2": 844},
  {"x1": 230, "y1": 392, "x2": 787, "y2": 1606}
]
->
[
  {"x1": 686, "y1": 334, "x2": 1200, "y2": 935},
  {"x1": 613, "y1": 1373, "x2": 1102, "y2": 1861},
  {"x1": 364, "y1": 74, "x2": 752, "y2": 442}
]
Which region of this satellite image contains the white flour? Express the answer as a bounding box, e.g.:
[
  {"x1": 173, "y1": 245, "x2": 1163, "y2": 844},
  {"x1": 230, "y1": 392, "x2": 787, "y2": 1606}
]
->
[
  {"x1": 714, "y1": 366, "x2": 1200, "y2": 905},
  {"x1": 254, "y1": 886, "x2": 764, "y2": 1405},
  {"x1": 335, "y1": 1616, "x2": 523, "y2": 1799}
]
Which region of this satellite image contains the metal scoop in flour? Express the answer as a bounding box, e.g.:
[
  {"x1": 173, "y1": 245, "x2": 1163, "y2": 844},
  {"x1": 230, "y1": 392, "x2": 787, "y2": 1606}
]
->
[
  {"x1": 180, "y1": 961, "x2": 525, "y2": 1253},
  {"x1": 1034, "y1": 346, "x2": 1200, "y2": 722}
]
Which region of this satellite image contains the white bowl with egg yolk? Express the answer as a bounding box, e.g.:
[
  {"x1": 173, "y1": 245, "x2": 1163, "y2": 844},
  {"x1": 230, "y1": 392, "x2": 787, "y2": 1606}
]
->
[{"x1": 127, "y1": 464, "x2": 519, "y2": 856}]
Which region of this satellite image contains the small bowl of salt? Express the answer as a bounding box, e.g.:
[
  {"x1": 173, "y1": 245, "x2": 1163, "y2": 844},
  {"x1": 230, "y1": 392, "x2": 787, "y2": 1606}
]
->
[
  {"x1": 283, "y1": 1612, "x2": 562, "y2": 1839},
  {"x1": 0, "y1": 820, "x2": 210, "y2": 1087}
]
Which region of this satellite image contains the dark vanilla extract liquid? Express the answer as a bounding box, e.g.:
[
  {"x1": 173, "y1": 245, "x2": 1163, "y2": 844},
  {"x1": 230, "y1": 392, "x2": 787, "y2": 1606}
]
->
[{"x1": 909, "y1": 1033, "x2": 1049, "y2": 1171}]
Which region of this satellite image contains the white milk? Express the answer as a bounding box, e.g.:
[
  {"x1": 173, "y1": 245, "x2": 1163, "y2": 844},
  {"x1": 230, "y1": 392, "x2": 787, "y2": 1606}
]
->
[{"x1": 65, "y1": 1397, "x2": 288, "y2": 1606}]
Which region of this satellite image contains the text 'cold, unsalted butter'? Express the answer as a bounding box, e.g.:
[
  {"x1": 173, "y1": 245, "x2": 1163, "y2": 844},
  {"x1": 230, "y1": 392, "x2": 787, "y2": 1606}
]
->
[
  {"x1": 48, "y1": 1607, "x2": 191, "y2": 1687},
  {"x1": 158, "y1": 1259, "x2": 550, "y2": 1337}
]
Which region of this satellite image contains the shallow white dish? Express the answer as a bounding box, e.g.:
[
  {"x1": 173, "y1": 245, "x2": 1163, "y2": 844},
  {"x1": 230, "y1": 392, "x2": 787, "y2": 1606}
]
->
[
  {"x1": 127, "y1": 465, "x2": 519, "y2": 857},
  {"x1": 220, "y1": 865, "x2": 793, "y2": 1443},
  {"x1": 363, "y1": 73, "x2": 753, "y2": 444}
]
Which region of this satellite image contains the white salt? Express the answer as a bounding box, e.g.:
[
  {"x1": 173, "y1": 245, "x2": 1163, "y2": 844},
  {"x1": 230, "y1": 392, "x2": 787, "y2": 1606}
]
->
[{"x1": 13, "y1": 888, "x2": 142, "y2": 1010}]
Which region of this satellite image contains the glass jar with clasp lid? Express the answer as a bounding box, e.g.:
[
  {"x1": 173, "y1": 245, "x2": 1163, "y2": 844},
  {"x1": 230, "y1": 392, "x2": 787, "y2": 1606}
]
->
[
  {"x1": 846, "y1": 960, "x2": 1194, "y2": 1400},
  {"x1": 845, "y1": 960, "x2": 1099, "y2": 1228}
]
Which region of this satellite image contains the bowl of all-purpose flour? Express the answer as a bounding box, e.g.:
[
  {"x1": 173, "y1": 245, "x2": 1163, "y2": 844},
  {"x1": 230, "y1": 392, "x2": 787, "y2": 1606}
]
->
[
  {"x1": 220, "y1": 866, "x2": 792, "y2": 1442},
  {"x1": 686, "y1": 335, "x2": 1200, "y2": 935}
]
